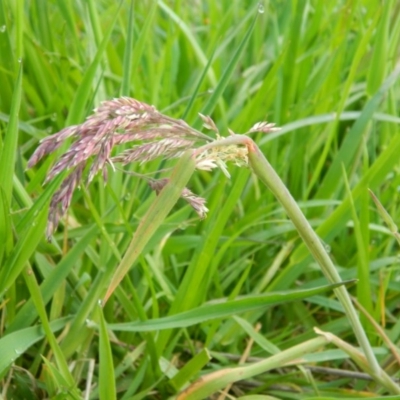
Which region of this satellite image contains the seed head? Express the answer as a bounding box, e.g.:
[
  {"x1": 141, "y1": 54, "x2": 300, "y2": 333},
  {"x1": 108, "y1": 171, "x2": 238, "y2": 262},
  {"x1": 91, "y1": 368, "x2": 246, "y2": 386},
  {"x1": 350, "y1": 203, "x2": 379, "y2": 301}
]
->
[{"x1": 27, "y1": 97, "x2": 278, "y2": 238}]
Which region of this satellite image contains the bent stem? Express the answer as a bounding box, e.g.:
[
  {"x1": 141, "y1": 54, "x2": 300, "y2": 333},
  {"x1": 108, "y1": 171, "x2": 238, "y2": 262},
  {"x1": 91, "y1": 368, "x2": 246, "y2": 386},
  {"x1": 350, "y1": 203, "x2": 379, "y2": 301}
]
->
[
  {"x1": 243, "y1": 137, "x2": 383, "y2": 377},
  {"x1": 195, "y1": 135, "x2": 384, "y2": 381}
]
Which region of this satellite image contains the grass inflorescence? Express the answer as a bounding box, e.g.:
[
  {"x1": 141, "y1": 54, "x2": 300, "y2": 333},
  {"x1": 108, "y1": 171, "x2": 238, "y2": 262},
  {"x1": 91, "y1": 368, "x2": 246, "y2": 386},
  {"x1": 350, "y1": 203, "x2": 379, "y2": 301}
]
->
[{"x1": 1, "y1": 1, "x2": 400, "y2": 399}]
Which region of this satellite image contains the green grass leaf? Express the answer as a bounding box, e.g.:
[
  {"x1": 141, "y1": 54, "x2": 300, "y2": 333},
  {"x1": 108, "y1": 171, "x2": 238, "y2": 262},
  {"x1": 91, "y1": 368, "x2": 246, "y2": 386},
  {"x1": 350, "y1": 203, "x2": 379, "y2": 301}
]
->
[
  {"x1": 109, "y1": 281, "x2": 351, "y2": 332},
  {"x1": 0, "y1": 317, "x2": 71, "y2": 377},
  {"x1": 316, "y1": 63, "x2": 400, "y2": 199},
  {"x1": 66, "y1": 4, "x2": 121, "y2": 125},
  {"x1": 0, "y1": 62, "x2": 22, "y2": 204},
  {"x1": 104, "y1": 150, "x2": 196, "y2": 302},
  {"x1": 98, "y1": 304, "x2": 116, "y2": 400}
]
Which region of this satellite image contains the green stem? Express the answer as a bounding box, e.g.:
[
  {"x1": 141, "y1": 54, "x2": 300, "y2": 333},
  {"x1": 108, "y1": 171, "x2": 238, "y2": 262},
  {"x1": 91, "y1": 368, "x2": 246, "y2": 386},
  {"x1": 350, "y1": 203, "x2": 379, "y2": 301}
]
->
[
  {"x1": 195, "y1": 134, "x2": 386, "y2": 379},
  {"x1": 244, "y1": 137, "x2": 382, "y2": 375}
]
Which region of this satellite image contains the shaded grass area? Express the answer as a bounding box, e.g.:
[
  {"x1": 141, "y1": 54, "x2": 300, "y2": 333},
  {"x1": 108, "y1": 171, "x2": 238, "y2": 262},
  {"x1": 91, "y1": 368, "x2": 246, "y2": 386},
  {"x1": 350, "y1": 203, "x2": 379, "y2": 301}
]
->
[{"x1": 1, "y1": 1, "x2": 400, "y2": 398}]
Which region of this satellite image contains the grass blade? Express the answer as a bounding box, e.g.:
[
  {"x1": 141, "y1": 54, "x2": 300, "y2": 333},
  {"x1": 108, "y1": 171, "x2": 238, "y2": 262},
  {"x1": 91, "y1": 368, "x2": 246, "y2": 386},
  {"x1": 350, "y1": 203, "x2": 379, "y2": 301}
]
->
[
  {"x1": 98, "y1": 304, "x2": 116, "y2": 400},
  {"x1": 342, "y1": 166, "x2": 373, "y2": 317},
  {"x1": 198, "y1": 5, "x2": 259, "y2": 124},
  {"x1": 120, "y1": 0, "x2": 134, "y2": 96},
  {"x1": 0, "y1": 203, "x2": 48, "y2": 296},
  {"x1": 22, "y1": 266, "x2": 78, "y2": 390},
  {"x1": 5, "y1": 226, "x2": 99, "y2": 333},
  {"x1": 66, "y1": 5, "x2": 120, "y2": 125},
  {"x1": 109, "y1": 281, "x2": 350, "y2": 332},
  {"x1": 177, "y1": 337, "x2": 328, "y2": 400},
  {"x1": 366, "y1": 1, "x2": 391, "y2": 95},
  {"x1": 170, "y1": 348, "x2": 212, "y2": 390},
  {"x1": 0, "y1": 63, "x2": 22, "y2": 204},
  {"x1": 0, "y1": 317, "x2": 71, "y2": 377},
  {"x1": 316, "y1": 62, "x2": 400, "y2": 199},
  {"x1": 129, "y1": 0, "x2": 158, "y2": 97},
  {"x1": 0, "y1": 188, "x2": 12, "y2": 265},
  {"x1": 158, "y1": 1, "x2": 217, "y2": 88},
  {"x1": 104, "y1": 150, "x2": 196, "y2": 302}
]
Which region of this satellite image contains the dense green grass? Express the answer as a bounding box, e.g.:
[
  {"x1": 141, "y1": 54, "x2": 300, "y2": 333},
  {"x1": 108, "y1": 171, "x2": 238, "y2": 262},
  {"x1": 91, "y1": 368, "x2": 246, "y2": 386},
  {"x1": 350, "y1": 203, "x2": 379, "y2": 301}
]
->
[{"x1": 1, "y1": 1, "x2": 400, "y2": 399}]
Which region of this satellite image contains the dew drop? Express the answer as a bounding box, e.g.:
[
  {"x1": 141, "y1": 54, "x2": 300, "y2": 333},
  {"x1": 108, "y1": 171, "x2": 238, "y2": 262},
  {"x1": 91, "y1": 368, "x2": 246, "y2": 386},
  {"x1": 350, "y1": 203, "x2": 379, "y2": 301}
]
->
[
  {"x1": 15, "y1": 349, "x2": 22, "y2": 355},
  {"x1": 51, "y1": 113, "x2": 57, "y2": 121},
  {"x1": 0, "y1": 25, "x2": 6, "y2": 33},
  {"x1": 257, "y1": 3, "x2": 264, "y2": 14},
  {"x1": 18, "y1": 58, "x2": 22, "y2": 63},
  {"x1": 46, "y1": 127, "x2": 53, "y2": 134},
  {"x1": 98, "y1": 299, "x2": 103, "y2": 307}
]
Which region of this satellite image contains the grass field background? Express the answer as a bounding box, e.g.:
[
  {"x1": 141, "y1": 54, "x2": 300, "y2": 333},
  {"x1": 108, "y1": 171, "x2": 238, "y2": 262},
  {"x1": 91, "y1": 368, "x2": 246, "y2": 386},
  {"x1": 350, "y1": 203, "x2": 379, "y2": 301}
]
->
[{"x1": 1, "y1": 1, "x2": 400, "y2": 399}]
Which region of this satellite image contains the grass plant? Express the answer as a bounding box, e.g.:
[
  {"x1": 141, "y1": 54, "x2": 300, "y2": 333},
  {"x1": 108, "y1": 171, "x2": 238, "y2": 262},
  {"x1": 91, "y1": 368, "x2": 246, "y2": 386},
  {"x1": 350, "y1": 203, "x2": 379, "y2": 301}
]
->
[{"x1": 1, "y1": 1, "x2": 400, "y2": 399}]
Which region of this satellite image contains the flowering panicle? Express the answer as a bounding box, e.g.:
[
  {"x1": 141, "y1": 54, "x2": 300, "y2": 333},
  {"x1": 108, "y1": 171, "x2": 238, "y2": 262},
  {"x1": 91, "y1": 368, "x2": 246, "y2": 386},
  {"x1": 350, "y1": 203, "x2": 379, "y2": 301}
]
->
[
  {"x1": 27, "y1": 97, "x2": 278, "y2": 238},
  {"x1": 247, "y1": 121, "x2": 280, "y2": 134},
  {"x1": 195, "y1": 137, "x2": 249, "y2": 179},
  {"x1": 148, "y1": 178, "x2": 208, "y2": 219},
  {"x1": 28, "y1": 97, "x2": 209, "y2": 182},
  {"x1": 198, "y1": 113, "x2": 219, "y2": 133}
]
